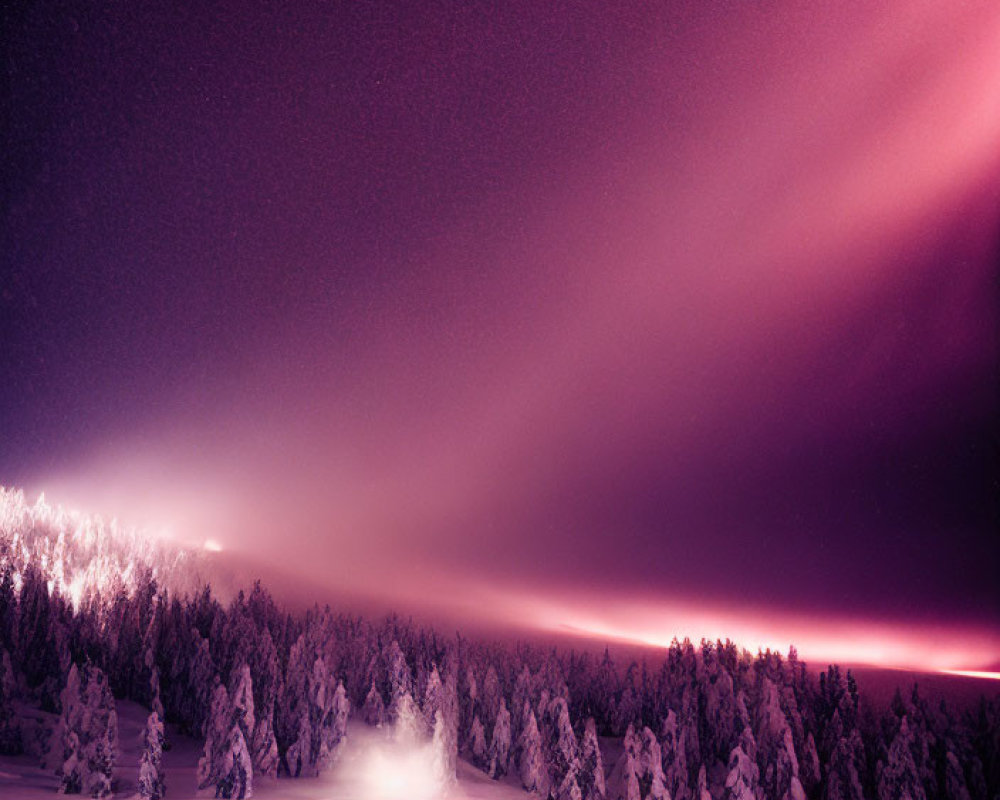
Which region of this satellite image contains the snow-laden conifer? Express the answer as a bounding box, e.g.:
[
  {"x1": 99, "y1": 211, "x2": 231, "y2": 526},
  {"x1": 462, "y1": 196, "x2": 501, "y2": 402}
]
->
[
  {"x1": 607, "y1": 725, "x2": 641, "y2": 800},
  {"x1": 877, "y1": 717, "x2": 927, "y2": 800},
  {"x1": 724, "y1": 730, "x2": 760, "y2": 800},
  {"x1": 579, "y1": 717, "x2": 606, "y2": 800},
  {"x1": 661, "y1": 710, "x2": 688, "y2": 800},
  {"x1": 0, "y1": 648, "x2": 21, "y2": 755},
  {"x1": 362, "y1": 681, "x2": 386, "y2": 726},
  {"x1": 518, "y1": 702, "x2": 548, "y2": 796},
  {"x1": 137, "y1": 710, "x2": 166, "y2": 800},
  {"x1": 468, "y1": 713, "x2": 488, "y2": 769},
  {"x1": 488, "y1": 697, "x2": 512, "y2": 779}
]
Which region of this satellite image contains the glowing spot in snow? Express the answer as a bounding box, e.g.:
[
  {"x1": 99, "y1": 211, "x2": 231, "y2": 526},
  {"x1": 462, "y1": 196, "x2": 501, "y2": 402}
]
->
[
  {"x1": 326, "y1": 724, "x2": 450, "y2": 800},
  {"x1": 203, "y1": 538, "x2": 223, "y2": 552},
  {"x1": 361, "y1": 745, "x2": 441, "y2": 800}
]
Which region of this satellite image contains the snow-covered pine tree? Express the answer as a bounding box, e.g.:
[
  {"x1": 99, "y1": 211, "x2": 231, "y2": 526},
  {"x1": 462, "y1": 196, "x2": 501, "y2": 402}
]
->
[
  {"x1": 82, "y1": 664, "x2": 118, "y2": 799},
  {"x1": 823, "y1": 729, "x2": 866, "y2": 800},
  {"x1": 545, "y1": 696, "x2": 582, "y2": 799},
  {"x1": 386, "y1": 640, "x2": 412, "y2": 719},
  {"x1": 307, "y1": 657, "x2": 334, "y2": 772},
  {"x1": 218, "y1": 725, "x2": 253, "y2": 799},
  {"x1": 877, "y1": 716, "x2": 927, "y2": 800},
  {"x1": 187, "y1": 635, "x2": 215, "y2": 736},
  {"x1": 440, "y1": 655, "x2": 461, "y2": 781},
  {"x1": 327, "y1": 680, "x2": 349, "y2": 765},
  {"x1": 276, "y1": 633, "x2": 310, "y2": 772},
  {"x1": 943, "y1": 751, "x2": 972, "y2": 800},
  {"x1": 636, "y1": 726, "x2": 668, "y2": 800},
  {"x1": 198, "y1": 681, "x2": 230, "y2": 790},
  {"x1": 431, "y1": 709, "x2": 458, "y2": 792},
  {"x1": 724, "y1": 730, "x2": 761, "y2": 800},
  {"x1": 702, "y1": 652, "x2": 740, "y2": 763},
  {"x1": 799, "y1": 732, "x2": 820, "y2": 795},
  {"x1": 56, "y1": 663, "x2": 85, "y2": 794},
  {"x1": 481, "y1": 665, "x2": 502, "y2": 735},
  {"x1": 149, "y1": 664, "x2": 165, "y2": 722},
  {"x1": 511, "y1": 665, "x2": 532, "y2": 743},
  {"x1": 138, "y1": 710, "x2": 166, "y2": 800},
  {"x1": 55, "y1": 663, "x2": 118, "y2": 798},
  {"x1": 394, "y1": 689, "x2": 423, "y2": 745},
  {"x1": 755, "y1": 678, "x2": 804, "y2": 800},
  {"x1": 284, "y1": 709, "x2": 312, "y2": 778},
  {"x1": 578, "y1": 717, "x2": 606, "y2": 800},
  {"x1": 0, "y1": 647, "x2": 22, "y2": 755},
  {"x1": 250, "y1": 698, "x2": 279, "y2": 779},
  {"x1": 363, "y1": 681, "x2": 386, "y2": 726},
  {"x1": 519, "y1": 702, "x2": 548, "y2": 796},
  {"x1": 462, "y1": 665, "x2": 479, "y2": 741},
  {"x1": 661, "y1": 709, "x2": 689, "y2": 800},
  {"x1": 248, "y1": 631, "x2": 279, "y2": 778},
  {"x1": 230, "y1": 663, "x2": 255, "y2": 750},
  {"x1": 198, "y1": 678, "x2": 254, "y2": 798},
  {"x1": 423, "y1": 665, "x2": 444, "y2": 735},
  {"x1": 607, "y1": 725, "x2": 641, "y2": 800},
  {"x1": 468, "y1": 713, "x2": 488, "y2": 769},
  {"x1": 696, "y1": 764, "x2": 711, "y2": 800},
  {"x1": 555, "y1": 771, "x2": 584, "y2": 800},
  {"x1": 488, "y1": 697, "x2": 512, "y2": 779}
]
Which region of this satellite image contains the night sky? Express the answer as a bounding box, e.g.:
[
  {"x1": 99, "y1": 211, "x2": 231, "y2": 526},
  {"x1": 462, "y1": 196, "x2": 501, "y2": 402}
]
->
[{"x1": 2, "y1": 1, "x2": 999, "y2": 672}]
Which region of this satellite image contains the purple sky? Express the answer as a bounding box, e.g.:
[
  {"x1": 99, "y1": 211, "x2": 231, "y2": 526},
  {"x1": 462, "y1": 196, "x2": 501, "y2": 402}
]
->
[{"x1": 2, "y1": 0, "x2": 999, "y2": 671}]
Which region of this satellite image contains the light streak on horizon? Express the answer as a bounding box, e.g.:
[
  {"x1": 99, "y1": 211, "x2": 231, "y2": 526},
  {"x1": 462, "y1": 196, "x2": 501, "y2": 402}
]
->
[
  {"x1": 939, "y1": 670, "x2": 1000, "y2": 682},
  {"x1": 546, "y1": 614, "x2": 1000, "y2": 679}
]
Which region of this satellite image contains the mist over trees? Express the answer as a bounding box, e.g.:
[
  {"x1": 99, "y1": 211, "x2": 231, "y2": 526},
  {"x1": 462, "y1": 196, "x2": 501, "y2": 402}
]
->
[{"x1": 1, "y1": 491, "x2": 999, "y2": 799}]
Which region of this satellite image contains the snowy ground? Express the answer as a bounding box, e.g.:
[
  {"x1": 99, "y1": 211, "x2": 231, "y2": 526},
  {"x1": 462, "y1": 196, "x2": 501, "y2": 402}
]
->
[{"x1": 0, "y1": 699, "x2": 532, "y2": 800}]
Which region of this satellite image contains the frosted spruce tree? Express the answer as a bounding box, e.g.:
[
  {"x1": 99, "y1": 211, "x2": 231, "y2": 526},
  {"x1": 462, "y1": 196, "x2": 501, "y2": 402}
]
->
[
  {"x1": 661, "y1": 710, "x2": 689, "y2": 800},
  {"x1": 823, "y1": 726, "x2": 865, "y2": 800},
  {"x1": 755, "y1": 679, "x2": 805, "y2": 800},
  {"x1": 423, "y1": 665, "x2": 445, "y2": 734},
  {"x1": 488, "y1": 697, "x2": 511, "y2": 779},
  {"x1": 518, "y1": 703, "x2": 548, "y2": 796},
  {"x1": 137, "y1": 710, "x2": 166, "y2": 800},
  {"x1": 56, "y1": 663, "x2": 85, "y2": 794},
  {"x1": 363, "y1": 681, "x2": 386, "y2": 726},
  {"x1": 468, "y1": 713, "x2": 488, "y2": 769},
  {"x1": 248, "y1": 631, "x2": 279, "y2": 778},
  {"x1": 198, "y1": 679, "x2": 253, "y2": 798},
  {"x1": 386, "y1": 640, "x2": 412, "y2": 719},
  {"x1": 637, "y1": 726, "x2": 668, "y2": 800},
  {"x1": 461, "y1": 665, "x2": 479, "y2": 742},
  {"x1": 546, "y1": 696, "x2": 582, "y2": 800},
  {"x1": 608, "y1": 724, "x2": 641, "y2": 800},
  {"x1": 56, "y1": 663, "x2": 118, "y2": 798},
  {"x1": 877, "y1": 717, "x2": 927, "y2": 800},
  {"x1": 431, "y1": 709, "x2": 458, "y2": 792},
  {"x1": 724, "y1": 730, "x2": 761, "y2": 800},
  {"x1": 578, "y1": 718, "x2": 606, "y2": 800},
  {"x1": 696, "y1": 765, "x2": 712, "y2": 800},
  {"x1": 394, "y1": 689, "x2": 423, "y2": 745},
  {"x1": 325, "y1": 680, "x2": 350, "y2": 767},
  {"x1": 0, "y1": 647, "x2": 22, "y2": 755}
]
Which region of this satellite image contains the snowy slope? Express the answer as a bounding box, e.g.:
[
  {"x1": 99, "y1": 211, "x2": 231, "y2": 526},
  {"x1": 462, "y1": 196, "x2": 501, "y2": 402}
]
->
[{"x1": 0, "y1": 699, "x2": 531, "y2": 800}]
